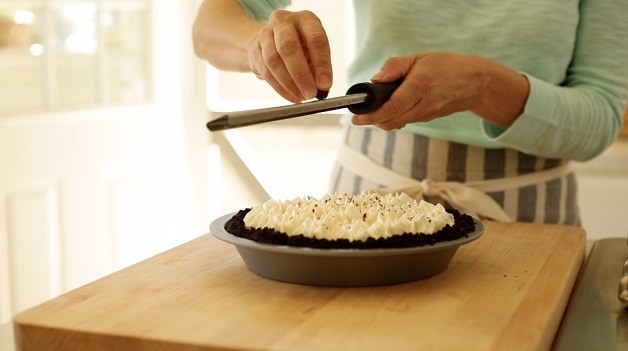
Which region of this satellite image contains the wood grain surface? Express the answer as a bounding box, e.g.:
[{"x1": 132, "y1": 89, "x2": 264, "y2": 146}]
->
[{"x1": 13, "y1": 221, "x2": 585, "y2": 351}]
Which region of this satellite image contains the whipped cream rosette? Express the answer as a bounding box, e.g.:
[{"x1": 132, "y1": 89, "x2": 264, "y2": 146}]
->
[{"x1": 243, "y1": 191, "x2": 454, "y2": 242}]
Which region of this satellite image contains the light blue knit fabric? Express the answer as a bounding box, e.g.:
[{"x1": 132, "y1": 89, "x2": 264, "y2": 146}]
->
[
  {"x1": 238, "y1": 0, "x2": 628, "y2": 161},
  {"x1": 237, "y1": 0, "x2": 291, "y2": 22}
]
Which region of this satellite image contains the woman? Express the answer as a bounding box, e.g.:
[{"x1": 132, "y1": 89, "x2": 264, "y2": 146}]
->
[{"x1": 193, "y1": 0, "x2": 628, "y2": 224}]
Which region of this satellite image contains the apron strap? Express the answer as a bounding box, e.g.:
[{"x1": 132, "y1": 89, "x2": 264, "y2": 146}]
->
[{"x1": 336, "y1": 144, "x2": 572, "y2": 222}]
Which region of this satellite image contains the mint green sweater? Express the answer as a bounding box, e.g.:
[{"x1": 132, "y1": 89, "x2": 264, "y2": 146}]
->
[{"x1": 237, "y1": 0, "x2": 628, "y2": 161}]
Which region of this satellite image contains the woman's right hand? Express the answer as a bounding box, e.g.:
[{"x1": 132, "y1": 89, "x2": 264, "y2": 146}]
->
[{"x1": 246, "y1": 10, "x2": 333, "y2": 103}]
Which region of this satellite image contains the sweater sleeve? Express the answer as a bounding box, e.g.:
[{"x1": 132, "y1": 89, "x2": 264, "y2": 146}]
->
[
  {"x1": 237, "y1": 0, "x2": 291, "y2": 22},
  {"x1": 481, "y1": 0, "x2": 628, "y2": 161}
]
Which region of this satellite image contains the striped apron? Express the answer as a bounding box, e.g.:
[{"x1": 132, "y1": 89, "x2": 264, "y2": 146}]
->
[{"x1": 329, "y1": 127, "x2": 581, "y2": 225}]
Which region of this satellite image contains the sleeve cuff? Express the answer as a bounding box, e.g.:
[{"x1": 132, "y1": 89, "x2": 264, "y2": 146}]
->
[{"x1": 481, "y1": 73, "x2": 558, "y2": 144}]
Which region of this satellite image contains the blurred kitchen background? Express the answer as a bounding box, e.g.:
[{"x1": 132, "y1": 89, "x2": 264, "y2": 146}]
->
[{"x1": 0, "y1": 1, "x2": 627, "y2": 350}]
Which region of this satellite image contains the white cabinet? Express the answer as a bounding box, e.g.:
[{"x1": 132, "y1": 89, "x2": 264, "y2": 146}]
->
[
  {"x1": 574, "y1": 140, "x2": 628, "y2": 240},
  {"x1": 0, "y1": 2, "x2": 208, "y2": 351}
]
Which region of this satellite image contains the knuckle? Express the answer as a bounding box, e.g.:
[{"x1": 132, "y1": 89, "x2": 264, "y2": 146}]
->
[
  {"x1": 296, "y1": 9, "x2": 317, "y2": 18},
  {"x1": 276, "y1": 36, "x2": 300, "y2": 57},
  {"x1": 290, "y1": 70, "x2": 311, "y2": 85},
  {"x1": 308, "y1": 29, "x2": 329, "y2": 50},
  {"x1": 264, "y1": 49, "x2": 283, "y2": 69},
  {"x1": 291, "y1": 69, "x2": 310, "y2": 83},
  {"x1": 269, "y1": 9, "x2": 290, "y2": 22}
]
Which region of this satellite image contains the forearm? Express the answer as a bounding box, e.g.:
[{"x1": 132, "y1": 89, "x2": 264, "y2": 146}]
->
[
  {"x1": 192, "y1": 0, "x2": 264, "y2": 72},
  {"x1": 469, "y1": 55, "x2": 530, "y2": 129},
  {"x1": 483, "y1": 75, "x2": 626, "y2": 161},
  {"x1": 481, "y1": 0, "x2": 628, "y2": 161}
]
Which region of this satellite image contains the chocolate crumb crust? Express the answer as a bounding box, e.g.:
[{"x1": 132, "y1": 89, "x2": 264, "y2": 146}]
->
[{"x1": 224, "y1": 208, "x2": 476, "y2": 249}]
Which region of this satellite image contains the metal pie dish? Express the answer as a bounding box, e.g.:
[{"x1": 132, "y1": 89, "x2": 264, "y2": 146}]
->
[{"x1": 210, "y1": 212, "x2": 484, "y2": 287}]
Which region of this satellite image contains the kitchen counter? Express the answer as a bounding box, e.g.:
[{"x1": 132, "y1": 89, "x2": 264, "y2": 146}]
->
[
  {"x1": 553, "y1": 238, "x2": 628, "y2": 351},
  {"x1": 13, "y1": 221, "x2": 586, "y2": 351}
]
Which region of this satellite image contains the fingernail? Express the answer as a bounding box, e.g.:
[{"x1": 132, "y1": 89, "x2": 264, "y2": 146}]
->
[
  {"x1": 318, "y1": 74, "x2": 332, "y2": 90},
  {"x1": 371, "y1": 70, "x2": 387, "y2": 81},
  {"x1": 304, "y1": 86, "x2": 317, "y2": 100}
]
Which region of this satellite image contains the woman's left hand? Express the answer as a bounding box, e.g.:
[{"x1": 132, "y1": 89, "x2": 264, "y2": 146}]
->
[{"x1": 351, "y1": 52, "x2": 529, "y2": 130}]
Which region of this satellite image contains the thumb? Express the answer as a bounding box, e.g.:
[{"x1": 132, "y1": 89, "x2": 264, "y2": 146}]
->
[{"x1": 370, "y1": 56, "x2": 411, "y2": 83}]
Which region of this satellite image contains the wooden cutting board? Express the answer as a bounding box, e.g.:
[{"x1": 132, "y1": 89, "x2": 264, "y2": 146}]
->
[{"x1": 13, "y1": 221, "x2": 585, "y2": 351}]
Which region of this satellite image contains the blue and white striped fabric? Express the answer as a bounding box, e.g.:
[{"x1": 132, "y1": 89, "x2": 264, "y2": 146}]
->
[{"x1": 330, "y1": 126, "x2": 580, "y2": 225}]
